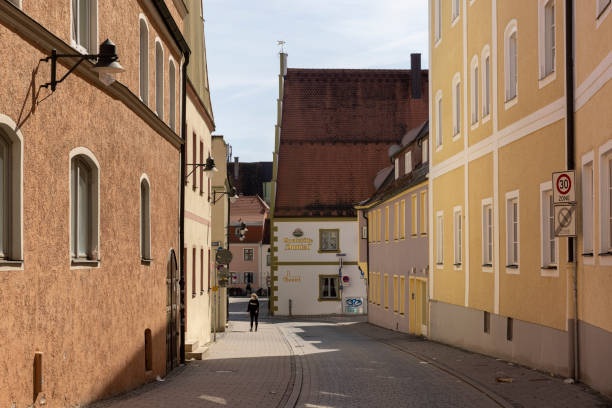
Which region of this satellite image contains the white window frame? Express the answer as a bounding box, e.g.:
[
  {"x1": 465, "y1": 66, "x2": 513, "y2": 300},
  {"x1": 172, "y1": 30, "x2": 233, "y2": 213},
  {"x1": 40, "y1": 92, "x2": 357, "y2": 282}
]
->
[
  {"x1": 597, "y1": 0, "x2": 612, "y2": 26},
  {"x1": 139, "y1": 15, "x2": 149, "y2": 104},
  {"x1": 598, "y1": 141, "x2": 612, "y2": 264},
  {"x1": 470, "y1": 55, "x2": 479, "y2": 127},
  {"x1": 243, "y1": 248, "x2": 254, "y2": 261},
  {"x1": 538, "y1": 0, "x2": 556, "y2": 87},
  {"x1": 421, "y1": 137, "x2": 428, "y2": 163},
  {"x1": 394, "y1": 157, "x2": 399, "y2": 180},
  {"x1": 0, "y1": 116, "x2": 24, "y2": 269},
  {"x1": 140, "y1": 174, "x2": 151, "y2": 261},
  {"x1": 451, "y1": 0, "x2": 460, "y2": 25},
  {"x1": 435, "y1": 90, "x2": 443, "y2": 150},
  {"x1": 482, "y1": 198, "x2": 493, "y2": 272},
  {"x1": 405, "y1": 151, "x2": 412, "y2": 174},
  {"x1": 582, "y1": 152, "x2": 594, "y2": 264},
  {"x1": 434, "y1": 0, "x2": 442, "y2": 45},
  {"x1": 505, "y1": 190, "x2": 520, "y2": 273},
  {"x1": 155, "y1": 38, "x2": 164, "y2": 119},
  {"x1": 504, "y1": 20, "x2": 518, "y2": 108},
  {"x1": 69, "y1": 147, "x2": 100, "y2": 268},
  {"x1": 436, "y1": 211, "x2": 444, "y2": 267},
  {"x1": 540, "y1": 182, "x2": 558, "y2": 276},
  {"x1": 452, "y1": 73, "x2": 461, "y2": 139},
  {"x1": 70, "y1": 0, "x2": 98, "y2": 54},
  {"x1": 481, "y1": 46, "x2": 491, "y2": 121},
  {"x1": 453, "y1": 206, "x2": 462, "y2": 268},
  {"x1": 169, "y1": 58, "x2": 177, "y2": 131}
]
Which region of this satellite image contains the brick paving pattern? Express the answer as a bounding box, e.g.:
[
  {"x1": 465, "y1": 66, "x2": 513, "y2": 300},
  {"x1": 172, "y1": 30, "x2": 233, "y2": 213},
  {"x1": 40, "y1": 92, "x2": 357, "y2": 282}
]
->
[{"x1": 91, "y1": 299, "x2": 612, "y2": 408}]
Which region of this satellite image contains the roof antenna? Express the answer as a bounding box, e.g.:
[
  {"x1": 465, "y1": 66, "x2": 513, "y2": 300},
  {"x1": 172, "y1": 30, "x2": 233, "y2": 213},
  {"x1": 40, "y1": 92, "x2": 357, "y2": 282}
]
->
[{"x1": 277, "y1": 40, "x2": 286, "y2": 53}]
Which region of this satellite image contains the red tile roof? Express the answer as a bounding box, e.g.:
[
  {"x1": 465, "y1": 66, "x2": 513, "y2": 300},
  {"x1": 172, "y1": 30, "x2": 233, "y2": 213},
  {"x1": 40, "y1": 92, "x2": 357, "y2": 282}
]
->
[
  {"x1": 230, "y1": 195, "x2": 269, "y2": 224},
  {"x1": 275, "y1": 68, "x2": 429, "y2": 217}
]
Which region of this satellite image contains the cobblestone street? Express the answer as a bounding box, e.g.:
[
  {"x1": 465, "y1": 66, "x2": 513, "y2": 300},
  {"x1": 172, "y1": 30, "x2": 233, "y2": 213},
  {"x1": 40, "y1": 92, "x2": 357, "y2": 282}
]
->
[{"x1": 92, "y1": 298, "x2": 612, "y2": 408}]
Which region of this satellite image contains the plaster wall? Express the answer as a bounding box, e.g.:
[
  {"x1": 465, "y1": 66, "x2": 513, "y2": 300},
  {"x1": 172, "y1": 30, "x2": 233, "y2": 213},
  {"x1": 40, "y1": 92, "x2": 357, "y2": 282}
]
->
[
  {"x1": 229, "y1": 243, "x2": 261, "y2": 291},
  {"x1": 0, "y1": 16, "x2": 180, "y2": 407}
]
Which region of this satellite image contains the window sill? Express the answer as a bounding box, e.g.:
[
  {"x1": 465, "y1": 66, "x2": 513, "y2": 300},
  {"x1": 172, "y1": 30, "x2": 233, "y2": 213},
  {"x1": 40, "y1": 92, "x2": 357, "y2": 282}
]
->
[
  {"x1": 141, "y1": 258, "x2": 154, "y2": 265},
  {"x1": 470, "y1": 120, "x2": 479, "y2": 131},
  {"x1": 538, "y1": 71, "x2": 556, "y2": 89},
  {"x1": 540, "y1": 265, "x2": 557, "y2": 270},
  {"x1": 505, "y1": 264, "x2": 519, "y2": 268},
  {"x1": 451, "y1": 16, "x2": 460, "y2": 28},
  {"x1": 597, "y1": 2, "x2": 611, "y2": 27},
  {"x1": 318, "y1": 249, "x2": 340, "y2": 254},
  {"x1": 0, "y1": 259, "x2": 24, "y2": 269},
  {"x1": 452, "y1": 133, "x2": 461, "y2": 142},
  {"x1": 482, "y1": 114, "x2": 491, "y2": 124},
  {"x1": 317, "y1": 298, "x2": 341, "y2": 302},
  {"x1": 434, "y1": 38, "x2": 442, "y2": 49},
  {"x1": 598, "y1": 251, "x2": 612, "y2": 256},
  {"x1": 581, "y1": 252, "x2": 594, "y2": 257},
  {"x1": 71, "y1": 259, "x2": 101, "y2": 268},
  {"x1": 504, "y1": 96, "x2": 518, "y2": 110},
  {"x1": 505, "y1": 264, "x2": 520, "y2": 275}
]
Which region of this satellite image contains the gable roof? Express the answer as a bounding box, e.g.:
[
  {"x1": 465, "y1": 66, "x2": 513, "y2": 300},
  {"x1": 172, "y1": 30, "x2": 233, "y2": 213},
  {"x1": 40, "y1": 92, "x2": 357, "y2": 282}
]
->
[
  {"x1": 275, "y1": 68, "x2": 429, "y2": 218},
  {"x1": 230, "y1": 195, "x2": 269, "y2": 224}
]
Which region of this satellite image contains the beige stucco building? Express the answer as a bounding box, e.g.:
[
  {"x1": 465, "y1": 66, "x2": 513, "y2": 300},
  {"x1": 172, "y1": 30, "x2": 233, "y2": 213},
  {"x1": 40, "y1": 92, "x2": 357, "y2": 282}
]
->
[{"x1": 182, "y1": 0, "x2": 215, "y2": 358}]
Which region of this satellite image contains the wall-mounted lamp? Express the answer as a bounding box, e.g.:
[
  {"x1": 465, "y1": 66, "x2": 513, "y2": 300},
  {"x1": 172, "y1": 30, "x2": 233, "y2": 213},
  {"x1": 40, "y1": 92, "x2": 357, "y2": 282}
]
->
[
  {"x1": 41, "y1": 39, "x2": 125, "y2": 92},
  {"x1": 212, "y1": 186, "x2": 239, "y2": 205},
  {"x1": 186, "y1": 155, "x2": 217, "y2": 178},
  {"x1": 238, "y1": 222, "x2": 248, "y2": 241}
]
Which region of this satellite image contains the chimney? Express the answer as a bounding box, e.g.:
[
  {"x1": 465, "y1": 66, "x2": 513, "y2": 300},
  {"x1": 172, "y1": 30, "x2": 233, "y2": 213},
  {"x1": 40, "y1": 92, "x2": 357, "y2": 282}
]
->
[
  {"x1": 280, "y1": 52, "x2": 288, "y2": 76},
  {"x1": 234, "y1": 157, "x2": 239, "y2": 180},
  {"x1": 411, "y1": 53, "x2": 422, "y2": 99}
]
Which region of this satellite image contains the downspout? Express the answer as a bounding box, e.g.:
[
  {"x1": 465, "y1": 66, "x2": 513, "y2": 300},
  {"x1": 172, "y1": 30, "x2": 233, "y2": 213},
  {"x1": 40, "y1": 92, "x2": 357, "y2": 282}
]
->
[
  {"x1": 226, "y1": 167, "x2": 232, "y2": 323},
  {"x1": 565, "y1": 0, "x2": 578, "y2": 381},
  {"x1": 364, "y1": 211, "x2": 370, "y2": 308},
  {"x1": 179, "y1": 51, "x2": 190, "y2": 365}
]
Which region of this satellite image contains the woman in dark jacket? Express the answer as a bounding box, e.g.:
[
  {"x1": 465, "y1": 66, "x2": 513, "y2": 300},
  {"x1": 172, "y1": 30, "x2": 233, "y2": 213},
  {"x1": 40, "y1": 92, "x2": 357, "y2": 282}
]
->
[{"x1": 247, "y1": 293, "x2": 259, "y2": 331}]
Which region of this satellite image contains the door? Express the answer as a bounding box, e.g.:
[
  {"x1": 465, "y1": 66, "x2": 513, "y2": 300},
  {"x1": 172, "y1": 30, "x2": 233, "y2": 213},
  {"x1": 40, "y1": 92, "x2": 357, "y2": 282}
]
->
[
  {"x1": 166, "y1": 249, "x2": 180, "y2": 372},
  {"x1": 419, "y1": 280, "x2": 428, "y2": 336},
  {"x1": 409, "y1": 278, "x2": 416, "y2": 335}
]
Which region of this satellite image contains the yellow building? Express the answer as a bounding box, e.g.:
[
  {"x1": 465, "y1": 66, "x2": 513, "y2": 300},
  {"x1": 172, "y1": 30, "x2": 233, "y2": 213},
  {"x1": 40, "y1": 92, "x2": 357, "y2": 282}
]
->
[
  {"x1": 574, "y1": 0, "x2": 612, "y2": 397},
  {"x1": 429, "y1": 0, "x2": 571, "y2": 379}
]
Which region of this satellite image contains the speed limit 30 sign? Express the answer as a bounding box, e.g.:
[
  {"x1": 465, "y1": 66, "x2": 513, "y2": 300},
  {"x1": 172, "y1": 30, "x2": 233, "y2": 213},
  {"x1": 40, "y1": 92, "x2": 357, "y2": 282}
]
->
[{"x1": 552, "y1": 171, "x2": 575, "y2": 204}]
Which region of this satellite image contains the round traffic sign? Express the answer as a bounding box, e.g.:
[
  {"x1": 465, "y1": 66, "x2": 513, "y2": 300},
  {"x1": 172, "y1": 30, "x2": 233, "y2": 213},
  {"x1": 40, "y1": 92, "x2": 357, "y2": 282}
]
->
[{"x1": 556, "y1": 174, "x2": 571, "y2": 195}]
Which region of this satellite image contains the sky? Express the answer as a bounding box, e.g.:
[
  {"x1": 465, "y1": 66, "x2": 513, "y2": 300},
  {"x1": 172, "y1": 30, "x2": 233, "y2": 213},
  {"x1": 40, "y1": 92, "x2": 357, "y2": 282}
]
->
[{"x1": 204, "y1": 0, "x2": 429, "y2": 163}]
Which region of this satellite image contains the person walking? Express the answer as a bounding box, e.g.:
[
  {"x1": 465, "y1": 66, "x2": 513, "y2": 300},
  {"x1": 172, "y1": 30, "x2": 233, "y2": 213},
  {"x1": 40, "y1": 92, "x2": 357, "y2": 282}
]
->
[{"x1": 247, "y1": 293, "x2": 259, "y2": 332}]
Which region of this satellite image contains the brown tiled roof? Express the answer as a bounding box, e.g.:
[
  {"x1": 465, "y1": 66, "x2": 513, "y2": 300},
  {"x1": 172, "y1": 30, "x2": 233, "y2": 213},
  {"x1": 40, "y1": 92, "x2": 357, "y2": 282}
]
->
[
  {"x1": 275, "y1": 68, "x2": 429, "y2": 217},
  {"x1": 230, "y1": 195, "x2": 269, "y2": 224}
]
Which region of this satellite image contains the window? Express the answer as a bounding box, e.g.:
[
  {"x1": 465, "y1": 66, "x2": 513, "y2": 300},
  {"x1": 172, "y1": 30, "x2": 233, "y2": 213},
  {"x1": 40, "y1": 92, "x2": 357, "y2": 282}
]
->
[
  {"x1": 454, "y1": 207, "x2": 462, "y2": 265},
  {"x1": 605, "y1": 157, "x2": 612, "y2": 251},
  {"x1": 377, "y1": 209, "x2": 382, "y2": 242},
  {"x1": 319, "y1": 229, "x2": 339, "y2": 251},
  {"x1": 244, "y1": 248, "x2": 254, "y2": 261},
  {"x1": 420, "y1": 191, "x2": 427, "y2": 235},
  {"x1": 541, "y1": 187, "x2": 556, "y2": 267},
  {"x1": 394, "y1": 202, "x2": 399, "y2": 240},
  {"x1": 393, "y1": 275, "x2": 399, "y2": 312},
  {"x1": 139, "y1": 17, "x2": 149, "y2": 103},
  {"x1": 71, "y1": 0, "x2": 97, "y2": 53},
  {"x1": 411, "y1": 194, "x2": 418, "y2": 236},
  {"x1": 244, "y1": 272, "x2": 254, "y2": 284},
  {"x1": 582, "y1": 159, "x2": 594, "y2": 254},
  {"x1": 400, "y1": 200, "x2": 406, "y2": 239},
  {"x1": 199, "y1": 141, "x2": 204, "y2": 195},
  {"x1": 385, "y1": 207, "x2": 389, "y2": 241},
  {"x1": 506, "y1": 191, "x2": 520, "y2": 267},
  {"x1": 369, "y1": 211, "x2": 374, "y2": 243},
  {"x1": 140, "y1": 177, "x2": 151, "y2": 260},
  {"x1": 505, "y1": 21, "x2": 518, "y2": 103},
  {"x1": 452, "y1": 0, "x2": 460, "y2": 21},
  {"x1": 0, "y1": 125, "x2": 22, "y2": 264},
  {"x1": 436, "y1": 91, "x2": 443, "y2": 148},
  {"x1": 192, "y1": 247, "x2": 196, "y2": 296},
  {"x1": 482, "y1": 49, "x2": 490, "y2": 117},
  {"x1": 422, "y1": 137, "x2": 428, "y2": 163},
  {"x1": 155, "y1": 40, "x2": 164, "y2": 118},
  {"x1": 540, "y1": 0, "x2": 556, "y2": 78},
  {"x1": 452, "y1": 74, "x2": 461, "y2": 137},
  {"x1": 369, "y1": 272, "x2": 374, "y2": 302},
  {"x1": 405, "y1": 151, "x2": 412, "y2": 174},
  {"x1": 434, "y1": 0, "x2": 441, "y2": 42},
  {"x1": 436, "y1": 211, "x2": 444, "y2": 264},
  {"x1": 200, "y1": 248, "x2": 204, "y2": 293},
  {"x1": 144, "y1": 329, "x2": 152, "y2": 371},
  {"x1": 70, "y1": 152, "x2": 99, "y2": 263},
  {"x1": 471, "y1": 56, "x2": 479, "y2": 125},
  {"x1": 266, "y1": 253, "x2": 271, "y2": 266},
  {"x1": 376, "y1": 273, "x2": 381, "y2": 305},
  {"x1": 319, "y1": 275, "x2": 339, "y2": 300},
  {"x1": 482, "y1": 200, "x2": 493, "y2": 266},
  {"x1": 169, "y1": 60, "x2": 176, "y2": 131},
  {"x1": 399, "y1": 276, "x2": 406, "y2": 314},
  {"x1": 383, "y1": 274, "x2": 389, "y2": 309},
  {"x1": 598, "y1": 0, "x2": 610, "y2": 18},
  {"x1": 483, "y1": 311, "x2": 490, "y2": 334},
  {"x1": 192, "y1": 133, "x2": 197, "y2": 189},
  {"x1": 394, "y1": 158, "x2": 399, "y2": 180}
]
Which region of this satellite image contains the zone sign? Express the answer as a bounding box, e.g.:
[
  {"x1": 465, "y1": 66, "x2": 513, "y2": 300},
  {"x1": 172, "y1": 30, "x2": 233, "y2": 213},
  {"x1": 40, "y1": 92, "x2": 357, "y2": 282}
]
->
[{"x1": 552, "y1": 171, "x2": 575, "y2": 204}]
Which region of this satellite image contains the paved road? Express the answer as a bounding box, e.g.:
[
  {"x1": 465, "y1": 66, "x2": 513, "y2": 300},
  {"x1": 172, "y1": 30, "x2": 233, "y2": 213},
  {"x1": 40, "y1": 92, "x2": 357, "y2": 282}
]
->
[{"x1": 92, "y1": 297, "x2": 612, "y2": 408}]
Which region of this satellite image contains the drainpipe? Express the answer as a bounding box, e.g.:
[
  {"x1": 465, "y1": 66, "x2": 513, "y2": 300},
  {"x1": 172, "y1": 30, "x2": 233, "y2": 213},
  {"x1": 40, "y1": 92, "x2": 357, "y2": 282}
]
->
[
  {"x1": 363, "y1": 211, "x2": 370, "y2": 308},
  {"x1": 565, "y1": 0, "x2": 578, "y2": 381},
  {"x1": 179, "y1": 51, "x2": 190, "y2": 365},
  {"x1": 226, "y1": 170, "x2": 232, "y2": 323}
]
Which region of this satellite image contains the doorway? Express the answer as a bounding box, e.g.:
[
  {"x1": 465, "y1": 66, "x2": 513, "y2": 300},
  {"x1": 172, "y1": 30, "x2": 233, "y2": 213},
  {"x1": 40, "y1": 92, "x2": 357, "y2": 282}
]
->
[{"x1": 166, "y1": 249, "x2": 180, "y2": 372}]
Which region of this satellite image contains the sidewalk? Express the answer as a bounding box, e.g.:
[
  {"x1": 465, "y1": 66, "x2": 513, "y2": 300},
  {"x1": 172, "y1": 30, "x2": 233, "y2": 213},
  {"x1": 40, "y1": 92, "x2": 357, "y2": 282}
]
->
[{"x1": 346, "y1": 322, "x2": 612, "y2": 408}]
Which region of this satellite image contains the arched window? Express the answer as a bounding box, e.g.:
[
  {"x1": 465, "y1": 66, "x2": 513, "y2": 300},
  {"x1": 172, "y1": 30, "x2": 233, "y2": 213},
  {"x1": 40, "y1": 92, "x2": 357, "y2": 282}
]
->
[
  {"x1": 140, "y1": 176, "x2": 151, "y2": 260},
  {"x1": 169, "y1": 60, "x2": 176, "y2": 131},
  {"x1": 504, "y1": 20, "x2": 518, "y2": 104},
  {"x1": 481, "y1": 45, "x2": 491, "y2": 118},
  {"x1": 71, "y1": 0, "x2": 98, "y2": 53},
  {"x1": 0, "y1": 119, "x2": 23, "y2": 266},
  {"x1": 470, "y1": 55, "x2": 479, "y2": 125},
  {"x1": 139, "y1": 17, "x2": 149, "y2": 103},
  {"x1": 452, "y1": 73, "x2": 461, "y2": 137},
  {"x1": 70, "y1": 150, "x2": 99, "y2": 264},
  {"x1": 539, "y1": 0, "x2": 556, "y2": 80},
  {"x1": 155, "y1": 40, "x2": 164, "y2": 118}
]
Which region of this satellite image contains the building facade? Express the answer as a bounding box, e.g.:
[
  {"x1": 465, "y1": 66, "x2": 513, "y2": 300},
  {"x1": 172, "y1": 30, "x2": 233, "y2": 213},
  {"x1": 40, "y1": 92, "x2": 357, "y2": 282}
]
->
[
  {"x1": 270, "y1": 53, "x2": 429, "y2": 316},
  {"x1": 0, "y1": 0, "x2": 187, "y2": 405},
  {"x1": 357, "y1": 122, "x2": 429, "y2": 335},
  {"x1": 183, "y1": 0, "x2": 215, "y2": 358}
]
